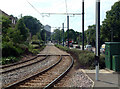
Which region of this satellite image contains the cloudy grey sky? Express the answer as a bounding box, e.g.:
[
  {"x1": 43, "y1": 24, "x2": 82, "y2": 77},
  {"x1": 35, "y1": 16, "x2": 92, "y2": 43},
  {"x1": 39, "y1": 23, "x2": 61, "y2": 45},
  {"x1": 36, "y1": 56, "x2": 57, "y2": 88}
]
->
[{"x1": 0, "y1": 0, "x2": 118, "y2": 32}]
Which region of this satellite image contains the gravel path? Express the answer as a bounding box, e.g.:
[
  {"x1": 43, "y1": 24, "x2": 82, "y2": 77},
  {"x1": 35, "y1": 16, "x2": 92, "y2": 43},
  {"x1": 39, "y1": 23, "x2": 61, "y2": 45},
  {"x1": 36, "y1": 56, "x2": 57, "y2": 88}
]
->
[
  {"x1": 40, "y1": 44, "x2": 69, "y2": 55},
  {"x1": 54, "y1": 65, "x2": 94, "y2": 88},
  {"x1": 2, "y1": 56, "x2": 59, "y2": 87}
]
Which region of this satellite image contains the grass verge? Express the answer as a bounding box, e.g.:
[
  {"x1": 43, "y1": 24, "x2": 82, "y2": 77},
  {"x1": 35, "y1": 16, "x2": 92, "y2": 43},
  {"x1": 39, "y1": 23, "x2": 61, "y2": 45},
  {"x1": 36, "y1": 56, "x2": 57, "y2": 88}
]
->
[{"x1": 55, "y1": 45, "x2": 105, "y2": 69}]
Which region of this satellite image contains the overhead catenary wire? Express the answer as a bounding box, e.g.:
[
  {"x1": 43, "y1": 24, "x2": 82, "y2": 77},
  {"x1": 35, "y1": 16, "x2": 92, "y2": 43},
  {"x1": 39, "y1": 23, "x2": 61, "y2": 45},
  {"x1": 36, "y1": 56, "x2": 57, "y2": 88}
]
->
[
  {"x1": 26, "y1": 0, "x2": 82, "y2": 16},
  {"x1": 26, "y1": 0, "x2": 43, "y2": 17},
  {"x1": 26, "y1": 0, "x2": 82, "y2": 32}
]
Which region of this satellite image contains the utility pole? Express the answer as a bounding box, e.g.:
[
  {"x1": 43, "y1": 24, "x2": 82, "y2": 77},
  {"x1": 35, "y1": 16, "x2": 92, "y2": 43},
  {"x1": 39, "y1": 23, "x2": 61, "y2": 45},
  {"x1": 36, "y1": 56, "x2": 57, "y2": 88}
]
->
[
  {"x1": 62, "y1": 23, "x2": 64, "y2": 46},
  {"x1": 67, "y1": 15, "x2": 69, "y2": 48},
  {"x1": 82, "y1": 0, "x2": 84, "y2": 50},
  {"x1": 58, "y1": 27, "x2": 60, "y2": 44},
  {"x1": 95, "y1": 0, "x2": 100, "y2": 81}
]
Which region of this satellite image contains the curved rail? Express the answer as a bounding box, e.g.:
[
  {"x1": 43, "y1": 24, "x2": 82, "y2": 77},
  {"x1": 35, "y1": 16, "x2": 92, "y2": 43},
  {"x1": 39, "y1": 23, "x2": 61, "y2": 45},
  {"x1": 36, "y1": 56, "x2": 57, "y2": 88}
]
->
[
  {"x1": 0, "y1": 55, "x2": 39, "y2": 69},
  {"x1": 44, "y1": 55, "x2": 74, "y2": 89},
  {"x1": 4, "y1": 55, "x2": 62, "y2": 89},
  {"x1": 0, "y1": 55, "x2": 48, "y2": 74}
]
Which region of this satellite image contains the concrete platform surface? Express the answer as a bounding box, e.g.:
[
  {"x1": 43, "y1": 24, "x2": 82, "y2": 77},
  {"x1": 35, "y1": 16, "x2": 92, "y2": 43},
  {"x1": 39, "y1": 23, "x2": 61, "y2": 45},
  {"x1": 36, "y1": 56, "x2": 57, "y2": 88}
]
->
[{"x1": 83, "y1": 69, "x2": 120, "y2": 89}]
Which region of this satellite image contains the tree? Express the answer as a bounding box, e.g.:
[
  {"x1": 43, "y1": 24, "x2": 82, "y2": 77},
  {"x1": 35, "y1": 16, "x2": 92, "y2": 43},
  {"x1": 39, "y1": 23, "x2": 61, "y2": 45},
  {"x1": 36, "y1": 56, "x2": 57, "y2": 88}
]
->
[
  {"x1": 2, "y1": 16, "x2": 11, "y2": 34},
  {"x1": 101, "y1": 1, "x2": 120, "y2": 42},
  {"x1": 15, "y1": 19, "x2": 29, "y2": 42},
  {"x1": 22, "y1": 16, "x2": 43, "y2": 36},
  {"x1": 52, "y1": 29, "x2": 62, "y2": 43},
  {"x1": 85, "y1": 25, "x2": 96, "y2": 46},
  {"x1": 65, "y1": 29, "x2": 80, "y2": 43},
  {"x1": 6, "y1": 28, "x2": 21, "y2": 43},
  {"x1": 36, "y1": 31, "x2": 42, "y2": 41},
  {"x1": 41, "y1": 29, "x2": 46, "y2": 41},
  {"x1": 2, "y1": 15, "x2": 25, "y2": 57}
]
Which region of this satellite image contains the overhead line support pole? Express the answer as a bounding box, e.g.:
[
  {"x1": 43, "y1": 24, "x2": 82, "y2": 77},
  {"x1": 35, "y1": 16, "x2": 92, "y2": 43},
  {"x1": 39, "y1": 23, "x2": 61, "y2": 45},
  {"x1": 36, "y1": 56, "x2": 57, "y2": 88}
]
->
[
  {"x1": 95, "y1": 0, "x2": 100, "y2": 81},
  {"x1": 67, "y1": 15, "x2": 69, "y2": 48},
  {"x1": 82, "y1": 0, "x2": 84, "y2": 50},
  {"x1": 62, "y1": 23, "x2": 64, "y2": 46}
]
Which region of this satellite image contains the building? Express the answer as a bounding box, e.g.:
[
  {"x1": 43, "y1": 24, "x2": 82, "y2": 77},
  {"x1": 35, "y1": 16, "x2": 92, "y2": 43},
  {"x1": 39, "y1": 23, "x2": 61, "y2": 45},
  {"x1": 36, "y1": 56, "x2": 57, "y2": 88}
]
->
[
  {"x1": 44, "y1": 25, "x2": 51, "y2": 32},
  {"x1": 0, "y1": 9, "x2": 17, "y2": 25}
]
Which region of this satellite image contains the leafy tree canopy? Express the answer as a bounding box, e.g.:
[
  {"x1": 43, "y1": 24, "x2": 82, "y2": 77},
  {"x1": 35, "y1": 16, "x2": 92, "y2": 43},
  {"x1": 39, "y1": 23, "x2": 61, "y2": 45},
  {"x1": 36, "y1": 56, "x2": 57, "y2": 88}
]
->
[
  {"x1": 15, "y1": 19, "x2": 29, "y2": 42},
  {"x1": 22, "y1": 16, "x2": 43, "y2": 36},
  {"x1": 85, "y1": 25, "x2": 96, "y2": 46},
  {"x1": 101, "y1": 1, "x2": 120, "y2": 42}
]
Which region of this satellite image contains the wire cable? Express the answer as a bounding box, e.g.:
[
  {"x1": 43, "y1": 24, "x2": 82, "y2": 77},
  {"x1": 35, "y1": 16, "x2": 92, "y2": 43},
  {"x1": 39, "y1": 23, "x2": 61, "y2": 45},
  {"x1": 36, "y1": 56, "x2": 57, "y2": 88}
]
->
[{"x1": 26, "y1": 0, "x2": 42, "y2": 16}]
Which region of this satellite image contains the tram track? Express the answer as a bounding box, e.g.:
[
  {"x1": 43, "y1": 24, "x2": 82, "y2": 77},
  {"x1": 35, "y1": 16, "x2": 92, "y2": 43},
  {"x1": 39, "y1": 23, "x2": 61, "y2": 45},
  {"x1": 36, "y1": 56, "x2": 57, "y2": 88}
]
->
[
  {"x1": 3, "y1": 55, "x2": 73, "y2": 89},
  {"x1": 0, "y1": 55, "x2": 39, "y2": 69},
  {"x1": 0, "y1": 55, "x2": 48, "y2": 74},
  {"x1": 2, "y1": 55, "x2": 61, "y2": 88}
]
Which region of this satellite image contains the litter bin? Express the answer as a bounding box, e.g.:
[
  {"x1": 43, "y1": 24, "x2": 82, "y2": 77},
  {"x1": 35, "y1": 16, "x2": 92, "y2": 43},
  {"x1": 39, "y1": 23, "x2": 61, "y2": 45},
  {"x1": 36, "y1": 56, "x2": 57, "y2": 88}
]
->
[
  {"x1": 112, "y1": 55, "x2": 120, "y2": 72},
  {"x1": 105, "y1": 42, "x2": 120, "y2": 70}
]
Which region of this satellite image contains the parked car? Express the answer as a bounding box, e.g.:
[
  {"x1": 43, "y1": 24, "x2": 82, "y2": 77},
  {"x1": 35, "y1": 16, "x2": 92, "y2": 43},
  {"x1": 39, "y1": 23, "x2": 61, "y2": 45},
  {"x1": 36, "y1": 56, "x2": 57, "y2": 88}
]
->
[
  {"x1": 66, "y1": 41, "x2": 73, "y2": 47},
  {"x1": 75, "y1": 45, "x2": 81, "y2": 49},
  {"x1": 85, "y1": 45, "x2": 92, "y2": 51}
]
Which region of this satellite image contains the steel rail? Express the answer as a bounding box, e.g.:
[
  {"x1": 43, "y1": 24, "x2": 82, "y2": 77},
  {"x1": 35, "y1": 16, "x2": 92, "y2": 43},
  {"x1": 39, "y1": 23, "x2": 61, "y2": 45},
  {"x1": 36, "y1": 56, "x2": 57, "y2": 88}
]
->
[
  {"x1": 0, "y1": 55, "x2": 48, "y2": 74},
  {"x1": 0, "y1": 55, "x2": 40, "y2": 69},
  {"x1": 44, "y1": 55, "x2": 74, "y2": 89},
  {"x1": 4, "y1": 55, "x2": 62, "y2": 89}
]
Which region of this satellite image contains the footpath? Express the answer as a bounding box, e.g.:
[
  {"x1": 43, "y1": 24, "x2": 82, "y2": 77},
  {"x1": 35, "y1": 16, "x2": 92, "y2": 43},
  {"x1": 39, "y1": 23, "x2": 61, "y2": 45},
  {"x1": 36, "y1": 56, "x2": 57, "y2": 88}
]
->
[{"x1": 83, "y1": 69, "x2": 120, "y2": 89}]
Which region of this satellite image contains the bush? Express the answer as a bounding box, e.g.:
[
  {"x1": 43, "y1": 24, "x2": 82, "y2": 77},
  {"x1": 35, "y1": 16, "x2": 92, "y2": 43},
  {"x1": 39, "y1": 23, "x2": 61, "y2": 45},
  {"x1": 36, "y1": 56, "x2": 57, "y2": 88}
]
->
[
  {"x1": 55, "y1": 45, "x2": 105, "y2": 69},
  {"x1": 28, "y1": 44, "x2": 45, "y2": 55},
  {"x1": 2, "y1": 42, "x2": 24, "y2": 57},
  {"x1": 1, "y1": 57, "x2": 20, "y2": 65},
  {"x1": 55, "y1": 45, "x2": 70, "y2": 52}
]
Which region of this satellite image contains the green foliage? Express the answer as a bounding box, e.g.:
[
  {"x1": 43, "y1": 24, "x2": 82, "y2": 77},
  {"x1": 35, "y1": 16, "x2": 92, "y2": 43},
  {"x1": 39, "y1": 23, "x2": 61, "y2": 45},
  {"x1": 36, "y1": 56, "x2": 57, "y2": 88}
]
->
[
  {"x1": 55, "y1": 45, "x2": 105, "y2": 69},
  {"x1": 41, "y1": 29, "x2": 46, "y2": 41},
  {"x1": 2, "y1": 15, "x2": 28, "y2": 58},
  {"x1": 6, "y1": 28, "x2": 21, "y2": 43},
  {"x1": 15, "y1": 19, "x2": 29, "y2": 41},
  {"x1": 51, "y1": 29, "x2": 81, "y2": 44},
  {"x1": 1, "y1": 14, "x2": 46, "y2": 65},
  {"x1": 0, "y1": 57, "x2": 20, "y2": 65},
  {"x1": 28, "y1": 44, "x2": 45, "y2": 55},
  {"x1": 32, "y1": 35, "x2": 39, "y2": 41},
  {"x1": 2, "y1": 41, "x2": 24, "y2": 57},
  {"x1": 2, "y1": 15, "x2": 11, "y2": 30},
  {"x1": 52, "y1": 29, "x2": 62, "y2": 43},
  {"x1": 55, "y1": 44, "x2": 70, "y2": 52},
  {"x1": 101, "y1": 1, "x2": 120, "y2": 42},
  {"x1": 22, "y1": 16, "x2": 43, "y2": 36},
  {"x1": 66, "y1": 29, "x2": 75, "y2": 40},
  {"x1": 85, "y1": 25, "x2": 96, "y2": 46},
  {"x1": 36, "y1": 31, "x2": 42, "y2": 41}
]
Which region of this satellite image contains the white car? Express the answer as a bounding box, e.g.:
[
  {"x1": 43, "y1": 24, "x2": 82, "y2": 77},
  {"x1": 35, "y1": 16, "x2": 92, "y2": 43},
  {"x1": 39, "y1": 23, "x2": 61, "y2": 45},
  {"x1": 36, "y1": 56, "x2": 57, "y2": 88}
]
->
[{"x1": 85, "y1": 45, "x2": 92, "y2": 51}]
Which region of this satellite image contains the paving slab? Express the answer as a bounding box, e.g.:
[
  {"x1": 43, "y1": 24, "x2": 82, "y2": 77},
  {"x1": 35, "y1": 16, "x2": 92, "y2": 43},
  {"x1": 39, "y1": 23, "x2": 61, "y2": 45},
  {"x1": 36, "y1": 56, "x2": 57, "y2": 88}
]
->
[{"x1": 83, "y1": 69, "x2": 120, "y2": 89}]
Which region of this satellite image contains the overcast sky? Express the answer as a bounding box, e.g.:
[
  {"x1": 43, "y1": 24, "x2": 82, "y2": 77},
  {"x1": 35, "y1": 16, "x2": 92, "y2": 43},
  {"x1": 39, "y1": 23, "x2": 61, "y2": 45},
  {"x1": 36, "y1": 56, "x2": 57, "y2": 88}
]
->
[{"x1": 0, "y1": 0, "x2": 118, "y2": 32}]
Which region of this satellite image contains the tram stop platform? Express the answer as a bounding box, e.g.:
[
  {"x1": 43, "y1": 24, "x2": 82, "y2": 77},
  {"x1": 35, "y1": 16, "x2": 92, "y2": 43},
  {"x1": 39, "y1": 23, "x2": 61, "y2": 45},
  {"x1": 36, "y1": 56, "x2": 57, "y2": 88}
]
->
[{"x1": 83, "y1": 69, "x2": 120, "y2": 89}]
